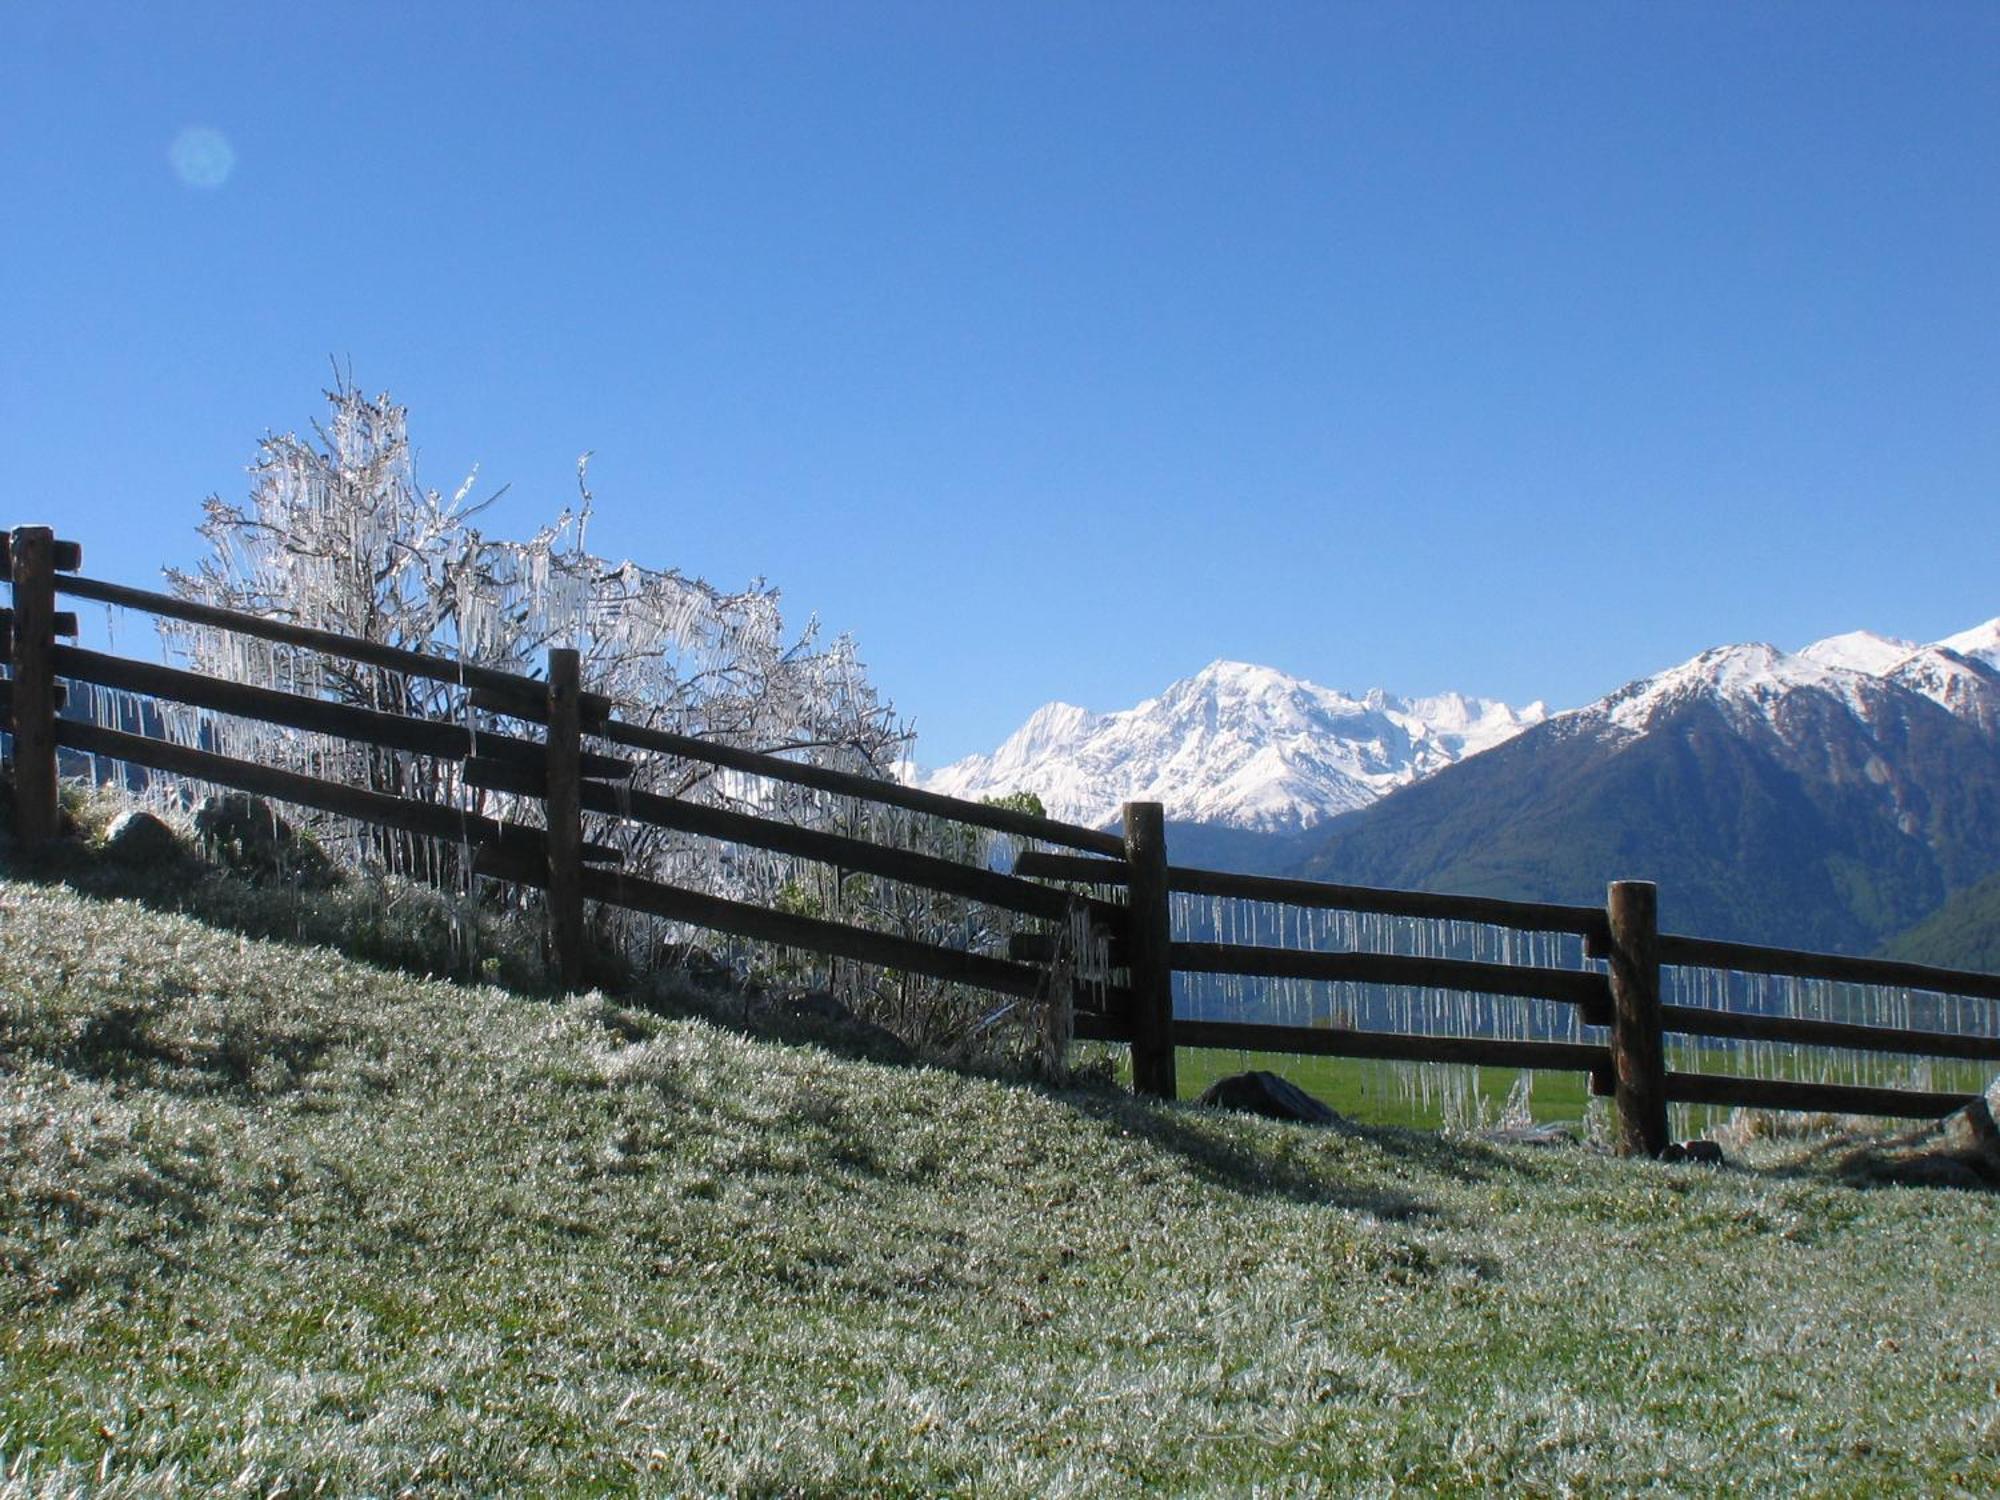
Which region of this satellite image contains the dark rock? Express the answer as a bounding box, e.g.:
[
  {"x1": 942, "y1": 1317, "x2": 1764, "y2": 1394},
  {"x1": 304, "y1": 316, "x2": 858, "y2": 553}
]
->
[
  {"x1": 102, "y1": 809, "x2": 182, "y2": 865},
  {"x1": 1197, "y1": 1070, "x2": 1340, "y2": 1125},
  {"x1": 1941, "y1": 1098, "x2": 2000, "y2": 1159},
  {"x1": 193, "y1": 793, "x2": 336, "y2": 886}
]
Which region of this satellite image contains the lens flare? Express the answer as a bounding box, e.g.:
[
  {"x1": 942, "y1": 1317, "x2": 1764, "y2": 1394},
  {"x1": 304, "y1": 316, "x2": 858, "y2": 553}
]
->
[{"x1": 168, "y1": 126, "x2": 235, "y2": 189}]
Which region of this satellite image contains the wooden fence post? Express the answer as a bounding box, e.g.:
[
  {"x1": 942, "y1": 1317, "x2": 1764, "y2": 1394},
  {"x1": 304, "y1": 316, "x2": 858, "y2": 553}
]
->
[
  {"x1": 6, "y1": 526, "x2": 60, "y2": 847},
  {"x1": 1123, "y1": 800, "x2": 1177, "y2": 1099},
  {"x1": 1605, "y1": 879, "x2": 1669, "y2": 1156},
  {"x1": 545, "y1": 647, "x2": 585, "y2": 991}
]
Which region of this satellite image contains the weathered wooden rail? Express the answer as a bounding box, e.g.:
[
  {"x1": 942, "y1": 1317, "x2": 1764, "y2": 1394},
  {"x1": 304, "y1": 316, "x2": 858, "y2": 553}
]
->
[
  {"x1": 8, "y1": 522, "x2": 2000, "y2": 1157},
  {"x1": 1016, "y1": 811, "x2": 2000, "y2": 1154},
  {"x1": 2, "y1": 524, "x2": 1106, "y2": 1018}
]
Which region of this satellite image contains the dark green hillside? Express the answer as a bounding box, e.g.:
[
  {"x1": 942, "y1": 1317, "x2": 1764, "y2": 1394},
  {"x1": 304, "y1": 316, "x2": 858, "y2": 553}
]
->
[
  {"x1": 1294, "y1": 692, "x2": 2000, "y2": 952},
  {"x1": 1882, "y1": 869, "x2": 2000, "y2": 974}
]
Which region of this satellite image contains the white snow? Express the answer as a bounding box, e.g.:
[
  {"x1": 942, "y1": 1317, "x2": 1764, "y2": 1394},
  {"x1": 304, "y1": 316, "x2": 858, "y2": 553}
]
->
[
  {"x1": 1937, "y1": 618, "x2": 2000, "y2": 671},
  {"x1": 1573, "y1": 618, "x2": 2000, "y2": 740},
  {"x1": 916, "y1": 612, "x2": 2000, "y2": 837},
  {"x1": 1593, "y1": 642, "x2": 1881, "y2": 735},
  {"x1": 1798, "y1": 629, "x2": 1918, "y2": 676},
  {"x1": 921, "y1": 659, "x2": 1546, "y2": 834}
]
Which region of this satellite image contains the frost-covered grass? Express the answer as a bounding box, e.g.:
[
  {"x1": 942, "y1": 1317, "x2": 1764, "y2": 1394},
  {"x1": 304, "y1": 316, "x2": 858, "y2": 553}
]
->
[{"x1": 4, "y1": 877, "x2": 2000, "y2": 1496}]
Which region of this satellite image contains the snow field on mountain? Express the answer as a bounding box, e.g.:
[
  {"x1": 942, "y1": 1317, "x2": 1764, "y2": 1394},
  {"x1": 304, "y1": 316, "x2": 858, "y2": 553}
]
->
[{"x1": 924, "y1": 618, "x2": 2000, "y2": 838}]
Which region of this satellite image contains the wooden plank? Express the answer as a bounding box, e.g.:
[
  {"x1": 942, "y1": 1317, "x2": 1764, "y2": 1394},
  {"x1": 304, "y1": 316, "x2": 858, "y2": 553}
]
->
[
  {"x1": 1012, "y1": 850, "x2": 1132, "y2": 884},
  {"x1": 544, "y1": 648, "x2": 585, "y2": 991},
  {"x1": 49, "y1": 717, "x2": 620, "y2": 864},
  {"x1": 1658, "y1": 931, "x2": 2000, "y2": 1004},
  {"x1": 1072, "y1": 1009, "x2": 1130, "y2": 1044},
  {"x1": 1662, "y1": 1070, "x2": 1976, "y2": 1120},
  {"x1": 478, "y1": 843, "x2": 1049, "y2": 1002},
  {"x1": 1011, "y1": 850, "x2": 1606, "y2": 938},
  {"x1": 592, "y1": 716, "x2": 1128, "y2": 858},
  {"x1": 462, "y1": 755, "x2": 1120, "y2": 927},
  {"x1": 1009, "y1": 930, "x2": 1129, "y2": 966},
  {"x1": 54, "y1": 573, "x2": 1114, "y2": 857},
  {"x1": 1169, "y1": 941, "x2": 1612, "y2": 1009},
  {"x1": 1658, "y1": 1003, "x2": 2000, "y2": 1061},
  {"x1": 7, "y1": 527, "x2": 59, "y2": 845},
  {"x1": 1606, "y1": 880, "x2": 1669, "y2": 1158},
  {"x1": 1167, "y1": 866, "x2": 1607, "y2": 938},
  {"x1": 466, "y1": 738, "x2": 633, "y2": 783},
  {"x1": 53, "y1": 572, "x2": 602, "y2": 720},
  {"x1": 54, "y1": 646, "x2": 634, "y2": 780},
  {"x1": 0, "y1": 679, "x2": 63, "y2": 713},
  {"x1": 1172, "y1": 1019, "x2": 1611, "y2": 1075},
  {"x1": 55, "y1": 645, "x2": 473, "y2": 758},
  {"x1": 1123, "y1": 802, "x2": 1177, "y2": 1099}
]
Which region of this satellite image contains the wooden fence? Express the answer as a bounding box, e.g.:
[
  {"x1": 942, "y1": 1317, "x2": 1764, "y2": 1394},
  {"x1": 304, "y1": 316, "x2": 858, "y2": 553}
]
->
[{"x1": 7, "y1": 523, "x2": 2000, "y2": 1157}]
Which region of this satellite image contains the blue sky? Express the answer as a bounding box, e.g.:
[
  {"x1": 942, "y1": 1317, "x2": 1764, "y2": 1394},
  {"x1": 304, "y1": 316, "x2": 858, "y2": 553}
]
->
[{"x1": 5, "y1": 3, "x2": 1996, "y2": 763}]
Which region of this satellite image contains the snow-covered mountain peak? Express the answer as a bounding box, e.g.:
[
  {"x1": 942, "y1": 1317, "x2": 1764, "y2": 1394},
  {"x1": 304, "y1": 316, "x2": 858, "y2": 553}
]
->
[
  {"x1": 1937, "y1": 618, "x2": 2000, "y2": 671},
  {"x1": 1576, "y1": 618, "x2": 2000, "y2": 740},
  {"x1": 920, "y1": 615, "x2": 1999, "y2": 842},
  {"x1": 1590, "y1": 641, "x2": 1870, "y2": 736},
  {"x1": 1799, "y1": 629, "x2": 1919, "y2": 676},
  {"x1": 922, "y1": 662, "x2": 1546, "y2": 834}
]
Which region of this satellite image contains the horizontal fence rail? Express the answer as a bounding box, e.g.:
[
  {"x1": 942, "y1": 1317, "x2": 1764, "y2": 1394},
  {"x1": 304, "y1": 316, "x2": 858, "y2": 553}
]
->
[
  {"x1": 52, "y1": 717, "x2": 623, "y2": 866},
  {"x1": 5, "y1": 526, "x2": 1122, "y2": 1017},
  {"x1": 1661, "y1": 1072, "x2": 1979, "y2": 1120},
  {"x1": 1658, "y1": 931, "x2": 2000, "y2": 1004},
  {"x1": 8, "y1": 522, "x2": 2000, "y2": 1159},
  {"x1": 1014, "y1": 850, "x2": 1609, "y2": 938},
  {"x1": 54, "y1": 571, "x2": 589, "y2": 721},
  {"x1": 1019, "y1": 800, "x2": 1999, "y2": 1153}
]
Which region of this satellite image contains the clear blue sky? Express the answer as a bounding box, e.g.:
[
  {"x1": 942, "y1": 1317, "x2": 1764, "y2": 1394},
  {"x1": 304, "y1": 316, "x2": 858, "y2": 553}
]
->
[{"x1": 5, "y1": 2, "x2": 1996, "y2": 764}]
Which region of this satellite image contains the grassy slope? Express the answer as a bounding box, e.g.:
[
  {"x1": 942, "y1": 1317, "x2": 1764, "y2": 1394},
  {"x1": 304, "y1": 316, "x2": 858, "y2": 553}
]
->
[{"x1": 4, "y1": 879, "x2": 2000, "y2": 1496}]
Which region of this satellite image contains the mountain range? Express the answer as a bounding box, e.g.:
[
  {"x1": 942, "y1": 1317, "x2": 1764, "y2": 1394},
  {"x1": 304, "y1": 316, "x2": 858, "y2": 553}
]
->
[
  {"x1": 1298, "y1": 621, "x2": 2000, "y2": 953},
  {"x1": 924, "y1": 660, "x2": 1546, "y2": 834},
  {"x1": 925, "y1": 620, "x2": 2000, "y2": 958}
]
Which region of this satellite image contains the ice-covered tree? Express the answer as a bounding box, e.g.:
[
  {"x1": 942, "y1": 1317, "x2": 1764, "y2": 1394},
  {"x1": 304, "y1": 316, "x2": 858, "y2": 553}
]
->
[
  {"x1": 163, "y1": 380, "x2": 909, "y2": 882},
  {"x1": 148, "y1": 379, "x2": 1061, "y2": 1065}
]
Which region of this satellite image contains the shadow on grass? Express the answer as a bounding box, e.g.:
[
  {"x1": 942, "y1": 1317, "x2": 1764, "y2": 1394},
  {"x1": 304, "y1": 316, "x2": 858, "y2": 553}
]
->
[
  {"x1": 3, "y1": 829, "x2": 1561, "y2": 1227},
  {"x1": 1050, "y1": 1084, "x2": 1467, "y2": 1222},
  {"x1": 0, "y1": 834, "x2": 930, "y2": 1072}
]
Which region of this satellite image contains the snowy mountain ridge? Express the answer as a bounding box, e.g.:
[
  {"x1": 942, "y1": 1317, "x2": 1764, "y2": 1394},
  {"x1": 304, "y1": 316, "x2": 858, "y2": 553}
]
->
[
  {"x1": 920, "y1": 617, "x2": 2000, "y2": 840},
  {"x1": 1583, "y1": 620, "x2": 2000, "y2": 741},
  {"x1": 1293, "y1": 615, "x2": 2000, "y2": 953},
  {"x1": 922, "y1": 659, "x2": 1547, "y2": 834}
]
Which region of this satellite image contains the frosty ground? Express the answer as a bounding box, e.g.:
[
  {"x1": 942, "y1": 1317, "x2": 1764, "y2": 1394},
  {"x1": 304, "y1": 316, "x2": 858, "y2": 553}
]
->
[{"x1": 3, "y1": 871, "x2": 1998, "y2": 1496}]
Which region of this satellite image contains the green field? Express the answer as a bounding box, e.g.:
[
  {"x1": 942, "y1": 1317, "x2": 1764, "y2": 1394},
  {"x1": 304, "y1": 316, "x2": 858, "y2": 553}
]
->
[
  {"x1": 1172, "y1": 1046, "x2": 1597, "y2": 1130},
  {"x1": 1173, "y1": 1044, "x2": 1992, "y2": 1136},
  {"x1": 5, "y1": 867, "x2": 2000, "y2": 1495}
]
